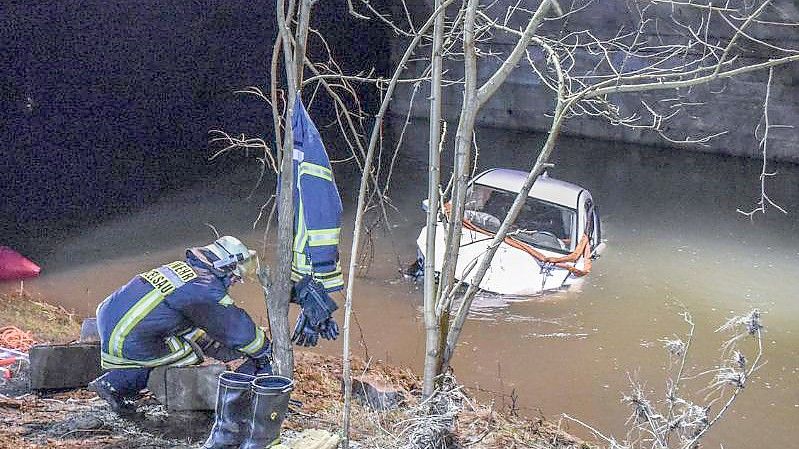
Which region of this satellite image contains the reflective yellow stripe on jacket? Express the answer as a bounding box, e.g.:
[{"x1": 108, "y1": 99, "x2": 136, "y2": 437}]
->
[
  {"x1": 307, "y1": 228, "x2": 339, "y2": 247},
  {"x1": 239, "y1": 327, "x2": 266, "y2": 355},
  {"x1": 292, "y1": 161, "x2": 343, "y2": 290},
  {"x1": 298, "y1": 162, "x2": 333, "y2": 181},
  {"x1": 101, "y1": 336, "x2": 200, "y2": 369},
  {"x1": 104, "y1": 261, "x2": 198, "y2": 368}
]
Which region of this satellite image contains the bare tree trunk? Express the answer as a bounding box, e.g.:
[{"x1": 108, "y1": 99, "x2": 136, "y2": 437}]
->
[
  {"x1": 270, "y1": 36, "x2": 282, "y2": 152},
  {"x1": 268, "y1": 0, "x2": 310, "y2": 378},
  {"x1": 437, "y1": 0, "x2": 479, "y2": 310},
  {"x1": 422, "y1": 0, "x2": 446, "y2": 399},
  {"x1": 443, "y1": 102, "x2": 569, "y2": 368},
  {"x1": 439, "y1": 13, "x2": 560, "y2": 369},
  {"x1": 431, "y1": 0, "x2": 554, "y2": 379},
  {"x1": 292, "y1": 0, "x2": 312, "y2": 87},
  {"x1": 341, "y1": 2, "x2": 455, "y2": 444},
  {"x1": 269, "y1": 125, "x2": 295, "y2": 377}
]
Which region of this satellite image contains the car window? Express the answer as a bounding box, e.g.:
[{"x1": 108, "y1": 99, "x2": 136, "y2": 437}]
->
[{"x1": 465, "y1": 184, "x2": 577, "y2": 253}]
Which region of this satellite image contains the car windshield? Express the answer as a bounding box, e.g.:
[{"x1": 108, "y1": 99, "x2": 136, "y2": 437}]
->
[{"x1": 464, "y1": 184, "x2": 577, "y2": 253}]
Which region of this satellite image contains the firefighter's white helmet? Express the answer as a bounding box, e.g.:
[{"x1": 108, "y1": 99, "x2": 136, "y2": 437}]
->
[{"x1": 201, "y1": 236, "x2": 258, "y2": 280}]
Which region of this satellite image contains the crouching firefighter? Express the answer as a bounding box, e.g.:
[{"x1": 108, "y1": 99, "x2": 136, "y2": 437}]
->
[{"x1": 89, "y1": 236, "x2": 272, "y2": 416}]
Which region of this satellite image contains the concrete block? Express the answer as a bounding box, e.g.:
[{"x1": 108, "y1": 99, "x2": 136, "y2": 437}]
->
[
  {"x1": 28, "y1": 343, "x2": 103, "y2": 390},
  {"x1": 147, "y1": 363, "x2": 225, "y2": 411},
  {"x1": 348, "y1": 374, "x2": 405, "y2": 411},
  {"x1": 80, "y1": 318, "x2": 100, "y2": 342}
]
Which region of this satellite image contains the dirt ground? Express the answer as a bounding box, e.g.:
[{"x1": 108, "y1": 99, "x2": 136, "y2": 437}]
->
[
  {"x1": 0, "y1": 293, "x2": 592, "y2": 449},
  {"x1": 0, "y1": 292, "x2": 81, "y2": 344}
]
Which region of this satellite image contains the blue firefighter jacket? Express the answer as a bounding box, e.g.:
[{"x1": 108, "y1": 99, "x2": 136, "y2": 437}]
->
[
  {"x1": 96, "y1": 252, "x2": 269, "y2": 369},
  {"x1": 290, "y1": 97, "x2": 344, "y2": 292}
]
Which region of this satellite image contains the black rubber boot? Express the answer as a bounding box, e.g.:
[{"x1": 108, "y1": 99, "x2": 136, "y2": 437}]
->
[
  {"x1": 239, "y1": 375, "x2": 294, "y2": 449},
  {"x1": 87, "y1": 377, "x2": 139, "y2": 417},
  {"x1": 202, "y1": 371, "x2": 256, "y2": 449}
]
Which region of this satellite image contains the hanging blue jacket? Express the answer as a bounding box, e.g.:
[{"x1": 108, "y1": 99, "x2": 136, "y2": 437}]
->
[
  {"x1": 96, "y1": 251, "x2": 269, "y2": 370},
  {"x1": 290, "y1": 97, "x2": 344, "y2": 292}
]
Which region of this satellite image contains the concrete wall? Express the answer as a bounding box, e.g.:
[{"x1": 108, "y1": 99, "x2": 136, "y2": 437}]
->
[{"x1": 390, "y1": 1, "x2": 799, "y2": 162}]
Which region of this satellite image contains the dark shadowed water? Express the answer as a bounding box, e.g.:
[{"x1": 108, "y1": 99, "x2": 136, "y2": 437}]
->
[{"x1": 5, "y1": 121, "x2": 798, "y2": 448}]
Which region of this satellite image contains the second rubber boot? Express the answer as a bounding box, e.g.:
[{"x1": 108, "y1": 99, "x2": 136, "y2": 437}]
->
[
  {"x1": 202, "y1": 371, "x2": 256, "y2": 449},
  {"x1": 239, "y1": 375, "x2": 295, "y2": 449}
]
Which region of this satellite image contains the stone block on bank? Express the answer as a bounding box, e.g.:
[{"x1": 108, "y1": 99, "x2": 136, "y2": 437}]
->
[
  {"x1": 147, "y1": 363, "x2": 225, "y2": 411},
  {"x1": 80, "y1": 318, "x2": 100, "y2": 342},
  {"x1": 28, "y1": 342, "x2": 103, "y2": 390},
  {"x1": 348, "y1": 374, "x2": 404, "y2": 411}
]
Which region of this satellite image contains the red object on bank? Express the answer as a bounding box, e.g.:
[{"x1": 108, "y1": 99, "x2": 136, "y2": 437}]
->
[{"x1": 0, "y1": 246, "x2": 40, "y2": 281}]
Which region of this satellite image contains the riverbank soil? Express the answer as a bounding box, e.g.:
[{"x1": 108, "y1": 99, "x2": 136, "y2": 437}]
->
[
  {"x1": 0, "y1": 292, "x2": 81, "y2": 344},
  {"x1": 0, "y1": 294, "x2": 590, "y2": 448}
]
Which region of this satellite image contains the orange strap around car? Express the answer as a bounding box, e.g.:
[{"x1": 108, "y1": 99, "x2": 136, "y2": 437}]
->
[{"x1": 443, "y1": 202, "x2": 592, "y2": 277}]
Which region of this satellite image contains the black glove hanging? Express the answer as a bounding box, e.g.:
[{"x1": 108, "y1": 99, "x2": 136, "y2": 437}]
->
[
  {"x1": 319, "y1": 318, "x2": 339, "y2": 340},
  {"x1": 291, "y1": 276, "x2": 339, "y2": 347}
]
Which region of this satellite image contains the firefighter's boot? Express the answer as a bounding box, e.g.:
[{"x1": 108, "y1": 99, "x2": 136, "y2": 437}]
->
[
  {"x1": 88, "y1": 377, "x2": 138, "y2": 416},
  {"x1": 239, "y1": 375, "x2": 294, "y2": 449},
  {"x1": 202, "y1": 371, "x2": 256, "y2": 449},
  {"x1": 88, "y1": 368, "x2": 149, "y2": 417}
]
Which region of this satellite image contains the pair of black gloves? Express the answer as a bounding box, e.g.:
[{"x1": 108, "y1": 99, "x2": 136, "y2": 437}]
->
[{"x1": 291, "y1": 276, "x2": 340, "y2": 347}]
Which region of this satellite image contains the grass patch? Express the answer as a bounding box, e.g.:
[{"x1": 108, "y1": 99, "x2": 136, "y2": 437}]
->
[{"x1": 0, "y1": 292, "x2": 81, "y2": 344}]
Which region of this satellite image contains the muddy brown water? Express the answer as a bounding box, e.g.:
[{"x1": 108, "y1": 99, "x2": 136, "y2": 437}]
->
[{"x1": 4, "y1": 122, "x2": 798, "y2": 448}]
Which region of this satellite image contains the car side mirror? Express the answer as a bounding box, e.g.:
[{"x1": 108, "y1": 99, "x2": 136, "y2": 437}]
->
[
  {"x1": 421, "y1": 199, "x2": 430, "y2": 212},
  {"x1": 592, "y1": 241, "x2": 607, "y2": 259}
]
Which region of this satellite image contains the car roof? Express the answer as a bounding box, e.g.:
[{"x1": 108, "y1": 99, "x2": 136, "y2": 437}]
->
[{"x1": 472, "y1": 168, "x2": 585, "y2": 208}]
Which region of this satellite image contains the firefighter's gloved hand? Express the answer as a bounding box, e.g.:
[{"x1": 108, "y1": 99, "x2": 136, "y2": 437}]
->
[
  {"x1": 294, "y1": 276, "x2": 338, "y2": 328},
  {"x1": 291, "y1": 311, "x2": 320, "y2": 347},
  {"x1": 196, "y1": 334, "x2": 241, "y2": 363},
  {"x1": 235, "y1": 353, "x2": 273, "y2": 375},
  {"x1": 319, "y1": 318, "x2": 339, "y2": 341}
]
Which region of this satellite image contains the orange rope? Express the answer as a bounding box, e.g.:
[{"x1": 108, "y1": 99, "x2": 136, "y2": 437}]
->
[
  {"x1": 0, "y1": 326, "x2": 36, "y2": 352},
  {"x1": 444, "y1": 203, "x2": 592, "y2": 277}
]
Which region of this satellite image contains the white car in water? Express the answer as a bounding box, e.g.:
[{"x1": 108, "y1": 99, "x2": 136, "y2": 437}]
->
[{"x1": 416, "y1": 169, "x2": 604, "y2": 296}]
